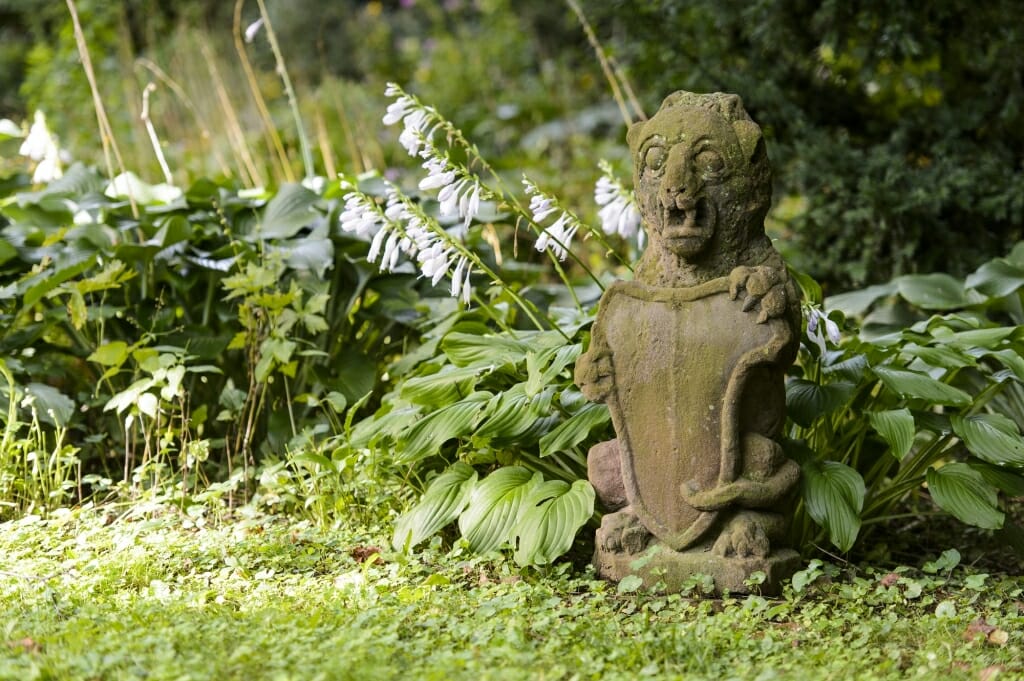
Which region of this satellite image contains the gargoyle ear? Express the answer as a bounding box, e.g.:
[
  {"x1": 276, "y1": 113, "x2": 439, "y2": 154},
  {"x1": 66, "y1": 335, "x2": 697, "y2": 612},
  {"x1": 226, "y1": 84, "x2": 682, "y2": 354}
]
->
[
  {"x1": 626, "y1": 120, "x2": 645, "y2": 152},
  {"x1": 733, "y1": 119, "x2": 765, "y2": 162}
]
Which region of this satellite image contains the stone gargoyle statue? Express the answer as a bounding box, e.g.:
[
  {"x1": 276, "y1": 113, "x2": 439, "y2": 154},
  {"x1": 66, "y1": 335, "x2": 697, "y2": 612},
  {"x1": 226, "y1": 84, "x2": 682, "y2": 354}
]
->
[{"x1": 574, "y1": 91, "x2": 802, "y2": 595}]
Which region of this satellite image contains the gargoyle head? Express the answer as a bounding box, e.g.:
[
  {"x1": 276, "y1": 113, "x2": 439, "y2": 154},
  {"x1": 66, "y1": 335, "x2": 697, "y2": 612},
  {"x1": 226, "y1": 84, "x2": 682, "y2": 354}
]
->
[{"x1": 628, "y1": 92, "x2": 772, "y2": 276}]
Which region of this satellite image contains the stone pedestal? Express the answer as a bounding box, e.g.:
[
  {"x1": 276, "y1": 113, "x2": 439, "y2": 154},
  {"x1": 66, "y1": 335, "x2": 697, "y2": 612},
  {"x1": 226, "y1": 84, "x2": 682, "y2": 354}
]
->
[{"x1": 594, "y1": 540, "x2": 800, "y2": 596}]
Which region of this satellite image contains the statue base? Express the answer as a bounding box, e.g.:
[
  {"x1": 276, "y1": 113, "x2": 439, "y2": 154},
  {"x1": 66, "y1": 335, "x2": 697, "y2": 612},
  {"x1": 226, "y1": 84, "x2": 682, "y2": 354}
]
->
[{"x1": 594, "y1": 541, "x2": 801, "y2": 596}]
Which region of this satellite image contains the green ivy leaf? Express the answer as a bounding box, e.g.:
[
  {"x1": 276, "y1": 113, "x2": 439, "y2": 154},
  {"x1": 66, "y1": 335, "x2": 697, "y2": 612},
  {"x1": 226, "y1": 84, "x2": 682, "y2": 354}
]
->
[
  {"x1": 952, "y1": 413, "x2": 1024, "y2": 466},
  {"x1": 538, "y1": 402, "x2": 610, "y2": 457},
  {"x1": 512, "y1": 479, "x2": 595, "y2": 566},
  {"x1": 927, "y1": 463, "x2": 1004, "y2": 530},
  {"x1": 872, "y1": 365, "x2": 971, "y2": 406},
  {"x1": 867, "y1": 409, "x2": 915, "y2": 460},
  {"x1": 786, "y1": 379, "x2": 855, "y2": 427},
  {"x1": 392, "y1": 462, "x2": 478, "y2": 550},
  {"x1": 458, "y1": 467, "x2": 542, "y2": 553},
  {"x1": 802, "y1": 460, "x2": 865, "y2": 552},
  {"x1": 896, "y1": 273, "x2": 969, "y2": 310}
]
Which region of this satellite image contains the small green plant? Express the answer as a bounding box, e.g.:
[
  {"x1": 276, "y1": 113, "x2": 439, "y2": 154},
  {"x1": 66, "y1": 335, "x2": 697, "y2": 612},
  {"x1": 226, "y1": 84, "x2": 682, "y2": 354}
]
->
[{"x1": 786, "y1": 247, "x2": 1024, "y2": 556}]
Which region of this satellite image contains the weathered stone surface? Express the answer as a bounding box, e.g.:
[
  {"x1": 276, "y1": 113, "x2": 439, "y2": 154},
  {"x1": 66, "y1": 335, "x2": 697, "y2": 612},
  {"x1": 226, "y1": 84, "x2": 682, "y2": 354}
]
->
[
  {"x1": 575, "y1": 90, "x2": 802, "y2": 596},
  {"x1": 587, "y1": 439, "x2": 627, "y2": 512}
]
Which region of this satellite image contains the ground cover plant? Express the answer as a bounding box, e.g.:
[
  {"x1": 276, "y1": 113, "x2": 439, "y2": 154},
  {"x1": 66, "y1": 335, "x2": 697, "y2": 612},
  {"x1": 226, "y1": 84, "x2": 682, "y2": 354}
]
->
[{"x1": 1, "y1": 506, "x2": 1022, "y2": 680}]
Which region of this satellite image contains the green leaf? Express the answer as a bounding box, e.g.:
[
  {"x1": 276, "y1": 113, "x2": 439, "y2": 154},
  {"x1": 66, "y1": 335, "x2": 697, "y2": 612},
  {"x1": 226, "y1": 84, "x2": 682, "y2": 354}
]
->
[
  {"x1": 826, "y1": 282, "x2": 897, "y2": 318},
  {"x1": 896, "y1": 273, "x2": 968, "y2": 310},
  {"x1": 802, "y1": 460, "x2": 865, "y2": 553},
  {"x1": 397, "y1": 394, "x2": 491, "y2": 464},
  {"x1": 259, "y1": 184, "x2": 318, "y2": 239},
  {"x1": 88, "y1": 341, "x2": 129, "y2": 367},
  {"x1": 0, "y1": 238, "x2": 17, "y2": 267},
  {"x1": 458, "y1": 467, "x2": 542, "y2": 553},
  {"x1": 969, "y1": 462, "x2": 1024, "y2": 497},
  {"x1": 512, "y1": 479, "x2": 595, "y2": 566},
  {"x1": 538, "y1": 402, "x2": 611, "y2": 457},
  {"x1": 392, "y1": 463, "x2": 478, "y2": 550},
  {"x1": 24, "y1": 383, "x2": 75, "y2": 427},
  {"x1": 966, "y1": 258, "x2": 1024, "y2": 298},
  {"x1": 474, "y1": 385, "x2": 539, "y2": 440},
  {"x1": 401, "y1": 365, "x2": 483, "y2": 406},
  {"x1": 939, "y1": 327, "x2": 1016, "y2": 350},
  {"x1": 922, "y1": 548, "x2": 961, "y2": 574},
  {"x1": 282, "y1": 236, "x2": 334, "y2": 278},
  {"x1": 788, "y1": 266, "x2": 822, "y2": 305},
  {"x1": 786, "y1": 379, "x2": 855, "y2": 427},
  {"x1": 926, "y1": 463, "x2": 1004, "y2": 530},
  {"x1": 867, "y1": 409, "x2": 915, "y2": 460},
  {"x1": 951, "y1": 413, "x2": 1024, "y2": 466},
  {"x1": 441, "y1": 332, "x2": 531, "y2": 367},
  {"x1": 872, "y1": 365, "x2": 971, "y2": 406}
]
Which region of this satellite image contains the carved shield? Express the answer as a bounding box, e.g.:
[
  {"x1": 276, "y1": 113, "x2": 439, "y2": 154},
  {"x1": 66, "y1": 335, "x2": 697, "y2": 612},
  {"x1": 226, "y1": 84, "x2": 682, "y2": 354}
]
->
[{"x1": 597, "y1": 278, "x2": 789, "y2": 550}]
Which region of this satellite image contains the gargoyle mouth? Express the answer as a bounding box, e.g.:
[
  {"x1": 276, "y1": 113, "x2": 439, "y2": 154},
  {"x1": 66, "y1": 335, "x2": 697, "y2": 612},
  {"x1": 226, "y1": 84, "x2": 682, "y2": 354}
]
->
[{"x1": 663, "y1": 197, "x2": 714, "y2": 242}]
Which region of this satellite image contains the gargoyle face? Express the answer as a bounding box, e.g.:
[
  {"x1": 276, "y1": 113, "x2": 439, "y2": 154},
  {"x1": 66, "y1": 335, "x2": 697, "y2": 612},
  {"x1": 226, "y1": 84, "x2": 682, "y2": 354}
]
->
[{"x1": 629, "y1": 95, "x2": 770, "y2": 262}]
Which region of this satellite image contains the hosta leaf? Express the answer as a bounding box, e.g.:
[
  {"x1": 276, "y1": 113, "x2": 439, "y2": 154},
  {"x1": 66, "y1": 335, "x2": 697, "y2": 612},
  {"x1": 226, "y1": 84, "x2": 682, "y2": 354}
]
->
[
  {"x1": 897, "y1": 273, "x2": 968, "y2": 310},
  {"x1": 952, "y1": 413, "x2": 1024, "y2": 466},
  {"x1": 966, "y1": 258, "x2": 1024, "y2": 298},
  {"x1": 934, "y1": 327, "x2": 1016, "y2": 350},
  {"x1": 348, "y1": 406, "x2": 420, "y2": 448},
  {"x1": 969, "y1": 462, "x2": 1024, "y2": 497},
  {"x1": 900, "y1": 343, "x2": 975, "y2": 370},
  {"x1": 872, "y1": 365, "x2": 971, "y2": 406},
  {"x1": 258, "y1": 183, "x2": 318, "y2": 239},
  {"x1": 826, "y1": 282, "x2": 897, "y2": 317},
  {"x1": 458, "y1": 467, "x2": 542, "y2": 553},
  {"x1": 24, "y1": 383, "x2": 75, "y2": 427},
  {"x1": 539, "y1": 402, "x2": 611, "y2": 457},
  {"x1": 513, "y1": 479, "x2": 595, "y2": 566},
  {"x1": 786, "y1": 379, "x2": 855, "y2": 427},
  {"x1": 401, "y1": 365, "x2": 484, "y2": 406},
  {"x1": 392, "y1": 463, "x2": 478, "y2": 550},
  {"x1": 282, "y1": 236, "x2": 334, "y2": 277},
  {"x1": 441, "y1": 332, "x2": 530, "y2": 367},
  {"x1": 927, "y1": 463, "x2": 1004, "y2": 530},
  {"x1": 397, "y1": 394, "x2": 491, "y2": 464},
  {"x1": 867, "y1": 409, "x2": 915, "y2": 460},
  {"x1": 474, "y1": 385, "x2": 537, "y2": 439},
  {"x1": 802, "y1": 460, "x2": 865, "y2": 552}
]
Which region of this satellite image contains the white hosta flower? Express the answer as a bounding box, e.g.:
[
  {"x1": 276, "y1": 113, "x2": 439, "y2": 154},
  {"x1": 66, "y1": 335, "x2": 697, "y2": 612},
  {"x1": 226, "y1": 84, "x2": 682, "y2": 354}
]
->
[
  {"x1": 534, "y1": 215, "x2": 578, "y2": 261},
  {"x1": 382, "y1": 231, "x2": 402, "y2": 272},
  {"x1": 397, "y1": 109, "x2": 430, "y2": 157},
  {"x1": 418, "y1": 243, "x2": 452, "y2": 286},
  {"x1": 805, "y1": 305, "x2": 841, "y2": 355},
  {"x1": 419, "y1": 157, "x2": 456, "y2": 191},
  {"x1": 528, "y1": 194, "x2": 557, "y2": 222},
  {"x1": 382, "y1": 95, "x2": 413, "y2": 126},
  {"x1": 19, "y1": 111, "x2": 53, "y2": 161},
  {"x1": 595, "y1": 173, "x2": 642, "y2": 240},
  {"x1": 244, "y1": 18, "x2": 264, "y2": 43},
  {"x1": 450, "y1": 256, "x2": 467, "y2": 299},
  {"x1": 367, "y1": 224, "x2": 389, "y2": 263},
  {"x1": 339, "y1": 194, "x2": 381, "y2": 237},
  {"x1": 32, "y1": 151, "x2": 62, "y2": 184}
]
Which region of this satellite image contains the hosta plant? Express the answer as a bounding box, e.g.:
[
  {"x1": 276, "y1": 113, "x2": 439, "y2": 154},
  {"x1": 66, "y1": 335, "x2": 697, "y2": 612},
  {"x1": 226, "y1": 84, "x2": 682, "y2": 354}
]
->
[{"x1": 787, "y1": 246, "x2": 1024, "y2": 556}]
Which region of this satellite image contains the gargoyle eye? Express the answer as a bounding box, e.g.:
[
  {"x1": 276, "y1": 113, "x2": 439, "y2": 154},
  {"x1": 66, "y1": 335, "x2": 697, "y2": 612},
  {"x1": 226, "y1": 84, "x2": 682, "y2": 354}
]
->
[
  {"x1": 644, "y1": 146, "x2": 666, "y2": 173},
  {"x1": 694, "y1": 149, "x2": 724, "y2": 176}
]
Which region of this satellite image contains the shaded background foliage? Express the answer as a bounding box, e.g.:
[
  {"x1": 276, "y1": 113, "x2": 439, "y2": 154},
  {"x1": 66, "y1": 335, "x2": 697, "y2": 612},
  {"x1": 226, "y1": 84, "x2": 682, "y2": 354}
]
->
[
  {"x1": 7, "y1": 0, "x2": 1022, "y2": 291},
  {"x1": 588, "y1": 0, "x2": 1024, "y2": 290}
]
